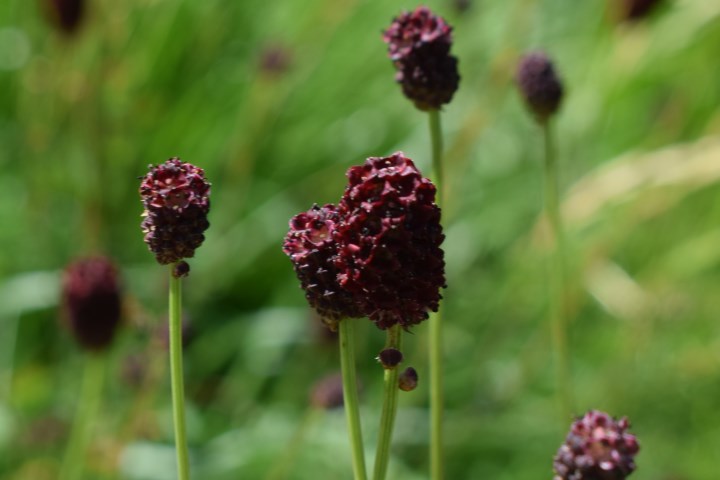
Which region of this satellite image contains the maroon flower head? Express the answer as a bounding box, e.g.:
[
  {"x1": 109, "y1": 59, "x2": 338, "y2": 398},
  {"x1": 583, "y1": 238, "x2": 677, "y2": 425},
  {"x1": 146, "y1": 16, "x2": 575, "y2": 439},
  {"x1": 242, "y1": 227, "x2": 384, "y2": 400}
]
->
[
  {"x1": 43, "y1": 0, "x2": 85, "y2": 35},
  {"x1": 61, "y1": 256, "x2": 122, "y2": 351},
  {"x1": 310, "y1": 373, "x2": 345, "y2": 410},
  {"x1": 617, "y1": 0, "x2": 663, "y2": 21},
  {"x1": 283, "y1": 204, "x2": 363, "y2": 329},
  {"x1": 140, "y1": 158, "x2": 211, "y2": 265},
  {"x1": 516, "y1": 51, "x2": 564, "y2": 124},
  {"x1": 554, "y1": 410, "x2": 640, "y2": 480},
  {"x1": 335, "y1": 153, "x2": 445, "y2": 329},
  {"x1": 383, "y1": 7, "x2": 460, "y2": 111}
]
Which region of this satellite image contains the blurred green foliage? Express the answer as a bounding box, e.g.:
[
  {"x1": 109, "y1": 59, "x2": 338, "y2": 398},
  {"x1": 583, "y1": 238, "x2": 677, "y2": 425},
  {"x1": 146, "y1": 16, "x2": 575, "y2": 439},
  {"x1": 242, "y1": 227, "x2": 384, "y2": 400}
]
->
[{"x1": 1, "y1": 0, "x2": 720, "y2": 478}]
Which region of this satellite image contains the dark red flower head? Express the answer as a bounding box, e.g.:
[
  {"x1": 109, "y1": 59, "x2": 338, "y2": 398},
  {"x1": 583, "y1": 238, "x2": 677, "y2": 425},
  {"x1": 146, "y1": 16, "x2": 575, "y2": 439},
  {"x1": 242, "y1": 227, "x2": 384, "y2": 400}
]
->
[
  {"x1": 516, "y1": 51, "x2": 564, "y2": 124},
  {"x1": 61, "y1": 256, "x2": 122, "y2": 351},
  {"x1": 334, "y1": 152, "x2": 445, "y2": 329},
  {"x1": 383, "y1": 7, "x2": 460, "y2": 111},
  {"x1": 616, "y1": 0, "x2": 664, "y2": 21},
  {"x1": 554, "y1": 410, "x2": 640, "y2": 480},
  {"x1": 43, "y1": 0, "x2": 85, "y2": 35},
  {"x1": 140, "y1": 158, "x2": 211, "y2": 265},
  {"x1": 283, "y1": 204, "x2": 363, "y2": 329}
]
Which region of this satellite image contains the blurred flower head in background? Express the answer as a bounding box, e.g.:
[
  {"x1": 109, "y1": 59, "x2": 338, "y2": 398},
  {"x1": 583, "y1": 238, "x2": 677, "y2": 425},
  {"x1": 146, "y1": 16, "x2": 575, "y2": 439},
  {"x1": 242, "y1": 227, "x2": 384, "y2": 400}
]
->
[
  {"x1": 516, "y1": 51, "x2": 564, "y2": 124},
  {"x1": 553, "y1": 410, "x2": 640, "y2": 480},
  {"x1": 61, "y1": 256, "x2": 122, "y2": 351},
  {"x1": 42, "y1": 0, "x2": 85, "y2": 35}
]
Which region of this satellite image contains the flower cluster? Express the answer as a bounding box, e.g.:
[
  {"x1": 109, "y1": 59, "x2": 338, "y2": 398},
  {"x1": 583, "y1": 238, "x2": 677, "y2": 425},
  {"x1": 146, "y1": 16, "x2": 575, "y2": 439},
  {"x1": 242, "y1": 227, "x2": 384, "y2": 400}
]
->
[
  {"x1": 139, "y1": 158, "x2": 211, "y2": 265},
  {"x1": 554, "y1": 410, "x2": 640, "y2": 480},
  {"x1": 61, "y1": 256, "x2": 122, "y2": 351},
  {"x1": 284, "y1": 153, "x2": 445, "y2": 330},
  {"x1": 516, "y1": 52, "x2": 564, "y2": 124},
  {"x1": 383, "y1": 7, "x2": 460, "y2": 111}
]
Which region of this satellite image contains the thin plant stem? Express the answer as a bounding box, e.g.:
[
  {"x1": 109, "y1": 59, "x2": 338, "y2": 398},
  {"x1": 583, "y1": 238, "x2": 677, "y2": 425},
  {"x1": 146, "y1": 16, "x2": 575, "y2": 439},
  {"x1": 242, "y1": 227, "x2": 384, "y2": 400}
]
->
[
  {"x1": 372, "y1": 324, "x2": 402, "y2": 480},
  {"x1": 428, "y1": 108, "x2": 445, "y2": 480},
  {"x1": 169, "y1": 264, "x2": 190, "y2": 480},
  {"x1": 542, "y1": 120, "x2": 573, "y2": 421},
  {"x1": 338, "y1": 320, "x2": 368, "y2": 480},
  {"x1": 59, "y1": 353, "x2": 106, "y2": 480}
]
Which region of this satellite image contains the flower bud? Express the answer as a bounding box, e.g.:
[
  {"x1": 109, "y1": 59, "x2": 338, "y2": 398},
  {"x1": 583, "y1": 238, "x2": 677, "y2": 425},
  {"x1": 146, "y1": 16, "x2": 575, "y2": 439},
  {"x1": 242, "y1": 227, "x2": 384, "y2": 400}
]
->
[
  {"x1": 516, "y1": 52, "x2": 564, "y2": 124},
  {"x1": 61, "y1": 256, "x2": 122, "y2": 351},
  {"x1": 139, "y1": 158, "x2": 211, "y2": 265},
  {"x1": 554, "y1": 410, "x2": 640, "y2": 480},
  {"x1": 398, "y1": 367, "x2": 418, "y2": 392},
  {"x1": 378, "y1": 348, "x2": 403, "y2": 369}
]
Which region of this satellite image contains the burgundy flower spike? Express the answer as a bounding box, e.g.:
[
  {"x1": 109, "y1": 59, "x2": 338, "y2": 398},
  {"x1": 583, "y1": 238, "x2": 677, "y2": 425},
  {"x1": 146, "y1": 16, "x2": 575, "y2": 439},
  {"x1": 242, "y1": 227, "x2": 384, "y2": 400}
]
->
[
  {"x1": 335, "y1": 153, "x2": 445, "y2": 329},
  {"x1": 140, "y1": 158, "x2": 211, "y2": 265},
  {"x1": 283, "y1": 204, "x2": 363, "y2": 329},
  {"x1": 61, "y1": 256, "x2": 122, "y2": 351},
  {"x1": 554, "y1": 410, "x2": 640, "y2": 480},
  {"x1": 516, "y1": 52, "x2": 564, "y2": 124},
  {"x1": 383, "y1": 7, "x2": 460, "y2": 111}
]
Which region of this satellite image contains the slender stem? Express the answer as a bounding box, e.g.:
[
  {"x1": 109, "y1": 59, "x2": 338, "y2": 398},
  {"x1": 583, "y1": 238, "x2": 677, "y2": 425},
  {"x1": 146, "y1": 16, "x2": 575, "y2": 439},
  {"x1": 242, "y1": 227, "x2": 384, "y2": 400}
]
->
[
  {"x1": 59, "y1": 354, "x2": 106, "y2": 480},
  {"x1": 338, "y1": 320, "x2": 368, "y2": 480},
  {"x1": 169, "y1": 264, "x2": 190, "y2": 480},
  {"x1": 542, "y1": 121, "x2": 573, "y2": 421},
  {"x1": 428, "y1": 108, "x2": 445, "y2": 480},
  {"x1": 372, "y1": 325, "x2": 402, "y2": 480}
]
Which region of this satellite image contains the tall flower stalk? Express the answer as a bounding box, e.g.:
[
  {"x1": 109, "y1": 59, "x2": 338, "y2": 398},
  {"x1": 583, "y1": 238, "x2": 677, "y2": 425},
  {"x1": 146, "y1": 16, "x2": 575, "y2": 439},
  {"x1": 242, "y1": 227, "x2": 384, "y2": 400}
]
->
[
  {"x1": 383, "y1": 8, "x2": 459, "y2": 478},
  {"x1": 284, "y1": 153, "x2": 445, "y2": 479},
  {"x1": 139, "y1": 158, "x2": 211, "y2": 480},
  {"x1": 516, "y1": 52, "x2": 572, "y2": 419}
]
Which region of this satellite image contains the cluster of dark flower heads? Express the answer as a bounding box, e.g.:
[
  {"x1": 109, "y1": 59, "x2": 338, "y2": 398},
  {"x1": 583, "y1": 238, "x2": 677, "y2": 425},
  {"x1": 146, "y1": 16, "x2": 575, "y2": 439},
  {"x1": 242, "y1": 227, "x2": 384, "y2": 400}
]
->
[
  {"x1": 383, "y1": 7, "x2": 460, "y2": 111},
  {"x1": 61, "y1": 256, "x2": 122, "y2": 351},
  {"x1": 139, "y1": 158, "x2": 211, "y2": 265},
  {"x1": 554, "y1": 410, "x2": 640, "y2": 480},
  {"x1": 284, "y1": 152, "x2": 445, "y2": 330}
]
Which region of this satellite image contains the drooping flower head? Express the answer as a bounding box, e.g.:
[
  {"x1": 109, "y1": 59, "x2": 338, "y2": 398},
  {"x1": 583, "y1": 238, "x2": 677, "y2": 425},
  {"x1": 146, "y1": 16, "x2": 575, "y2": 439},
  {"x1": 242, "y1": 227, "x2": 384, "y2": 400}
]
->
[
  {"x1": 516, "y1": 51, "x2": 564, "y2": 124},
  {"x1": 283, "y1": 204, "x2": 363, "y2": 329},
  {"x1": 61, "y1": 256, "x2": 122, "y2": 351},
  {"x1": 554, "y1": 410, "x2": 640, "y2": 480},
  {"x1": 139, "y1": 158, "x2": 211, "y2": 265},
  {"x1": 334, "y1": 152, "x2": 445, "y2": 329},
  {"x1": 43, "y1": 0, "x2": 85, "y2": 35},
  {"x1": 383, "y1": 7, "x2": 460, "y2": 111}
]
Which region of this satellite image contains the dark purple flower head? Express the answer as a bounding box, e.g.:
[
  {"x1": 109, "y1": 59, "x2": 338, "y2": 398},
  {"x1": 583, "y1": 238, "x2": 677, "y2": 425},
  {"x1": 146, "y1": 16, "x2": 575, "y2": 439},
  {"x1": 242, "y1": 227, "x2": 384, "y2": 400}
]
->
[
  {"x1": 283, "y1": 204, "x2": 363, "y2": 329},
  {"x1": 516, "y1": 51, "x2": 564, "y2": 124},
  {"x1": 140, "y1": 158, "x2": 211, "y2": 265},
  {"x1": 554, "y1": 410, "x2": 640, "y2": 480},
  {"x1": 44, "y1": 0, "x2": 85, "y2": 35},
  {"x1": 383, "y1": 7, "x2": 460, "y2": 111},
  {"x1": 334, "y1": 152, "x2": 445, "y2": 329},
  {"x1": 61, "y1": 256, "x2": 122, "y2": 351},
  {"x1": 378, "y1": 348, "x2": 403, "y2": 369}
]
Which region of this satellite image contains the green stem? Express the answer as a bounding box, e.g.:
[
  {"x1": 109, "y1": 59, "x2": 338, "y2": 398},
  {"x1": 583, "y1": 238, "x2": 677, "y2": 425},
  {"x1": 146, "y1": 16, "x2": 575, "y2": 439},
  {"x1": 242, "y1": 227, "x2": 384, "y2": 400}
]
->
[
  {"x1": 428, "y1": 108, "x2": 445, "y2": 480},
  {"x1": 59, "y1": 354, "x2": 106, "y2": 480},
  {"x1": 372, "y1": 325, "x2": 402, "y2": 480},
  {"x1": 169, "y1": 264, "x2": 190, "y2": 480},
  {"x1": 542, "y1": 121, "x2": 573, "y2": 421},
  {"x1": 338, "y1": 320, "x2": 368, "y2": 480}
]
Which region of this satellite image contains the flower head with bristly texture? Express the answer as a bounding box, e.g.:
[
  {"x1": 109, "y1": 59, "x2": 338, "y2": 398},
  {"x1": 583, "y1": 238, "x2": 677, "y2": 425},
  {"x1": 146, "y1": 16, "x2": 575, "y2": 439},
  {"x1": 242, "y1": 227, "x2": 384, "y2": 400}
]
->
[
  {"x1": 140, "y1": 158, "x2": 211, "y2": 265},
  {"x1": 61, "y1": 256, "x2": 122, "y2": 351},
  {"x1": 334, "y1": 152, "x2": 445, "y2": 329},
  {"x1": 383, "y1": 6, "x2": 460, "y2": 111},
  {"x1": 554, "y1": 410, "x2": 640, "y2": 480},
  {"x1": 283, "y1": 204, "x2": 363, "y2": 329}
]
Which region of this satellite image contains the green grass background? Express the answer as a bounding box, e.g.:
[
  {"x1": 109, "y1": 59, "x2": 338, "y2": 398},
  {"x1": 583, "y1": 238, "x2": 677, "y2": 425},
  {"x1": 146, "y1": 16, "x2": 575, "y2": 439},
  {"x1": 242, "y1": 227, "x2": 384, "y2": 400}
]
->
[{"x1": 1, "y1": 0, "x2": 720, "y2": 478}]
